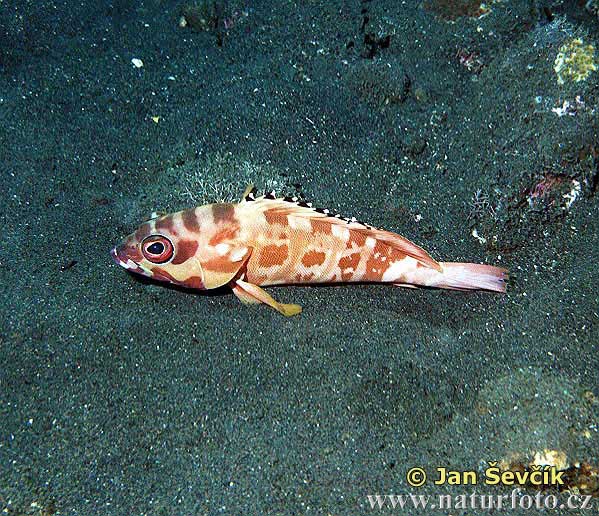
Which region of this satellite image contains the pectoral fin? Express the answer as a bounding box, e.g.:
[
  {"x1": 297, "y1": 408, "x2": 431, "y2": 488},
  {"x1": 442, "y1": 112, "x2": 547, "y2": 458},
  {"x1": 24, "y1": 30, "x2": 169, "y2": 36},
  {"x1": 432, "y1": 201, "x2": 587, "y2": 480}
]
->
[
  {"x1": 232, "y1": 278, "x2": 302, "y2": 316},
  {"x1": 231, "y1": 282, "x2": 261, "y2": 305}
]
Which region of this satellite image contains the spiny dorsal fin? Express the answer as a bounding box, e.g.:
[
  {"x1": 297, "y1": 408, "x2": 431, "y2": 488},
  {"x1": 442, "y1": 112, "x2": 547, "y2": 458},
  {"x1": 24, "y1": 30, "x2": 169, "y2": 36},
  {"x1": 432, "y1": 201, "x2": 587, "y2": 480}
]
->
[
  {"x1": 146, "y1": 210, "x2": 167, "y2": 222},
  {"x1": 242, "y1": 188, "x2": 441, "y2": 271},
  {"x1": 241, "y1": 184, "x2": 257, "y2": 202},
  {"x1": 242, "y1": 187, "x2": 374, "y2": 227}
]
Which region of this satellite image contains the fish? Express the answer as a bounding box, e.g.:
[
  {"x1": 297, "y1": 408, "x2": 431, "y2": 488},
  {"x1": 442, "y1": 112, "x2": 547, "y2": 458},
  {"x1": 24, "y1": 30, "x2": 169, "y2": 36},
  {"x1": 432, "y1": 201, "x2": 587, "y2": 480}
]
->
[{"x1": 111, "y1": 185, "x2": 508, "y2": 316}]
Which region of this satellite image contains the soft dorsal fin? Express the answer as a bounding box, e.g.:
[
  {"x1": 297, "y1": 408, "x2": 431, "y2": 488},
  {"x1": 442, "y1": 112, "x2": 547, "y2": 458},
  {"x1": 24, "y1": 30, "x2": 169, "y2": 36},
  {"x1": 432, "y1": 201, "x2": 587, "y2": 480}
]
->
[
  {"x1": 241, "y1": 190, "x2": 442, "y2": 272},
  {"x1": 351, "y1": 226, "x2": 442, "y2": 271}
]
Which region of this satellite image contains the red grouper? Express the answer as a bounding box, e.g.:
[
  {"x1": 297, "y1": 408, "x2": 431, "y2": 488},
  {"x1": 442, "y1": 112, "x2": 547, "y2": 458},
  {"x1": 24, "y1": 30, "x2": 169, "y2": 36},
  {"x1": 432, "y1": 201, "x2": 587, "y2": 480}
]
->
[{"x1": 112, "y1": 186, "x2": 508, "y2": 316}]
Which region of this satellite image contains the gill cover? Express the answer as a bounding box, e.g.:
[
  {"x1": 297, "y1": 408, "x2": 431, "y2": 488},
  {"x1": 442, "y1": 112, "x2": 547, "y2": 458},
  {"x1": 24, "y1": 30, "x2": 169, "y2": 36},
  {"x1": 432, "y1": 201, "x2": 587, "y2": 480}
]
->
[{"x1": 199, "y1": 246, "x2": 252, "y2": 290}]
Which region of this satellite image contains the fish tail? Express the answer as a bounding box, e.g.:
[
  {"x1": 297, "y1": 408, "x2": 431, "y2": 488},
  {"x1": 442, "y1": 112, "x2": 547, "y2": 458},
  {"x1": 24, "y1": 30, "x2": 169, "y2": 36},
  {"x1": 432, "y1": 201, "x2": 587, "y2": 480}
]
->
[
  {"x1": 434, "y1": 262, "x2": 508, "y2": 293},
  {"x1": 394, "y1": 262, "x2": 508, "y2": 292}
]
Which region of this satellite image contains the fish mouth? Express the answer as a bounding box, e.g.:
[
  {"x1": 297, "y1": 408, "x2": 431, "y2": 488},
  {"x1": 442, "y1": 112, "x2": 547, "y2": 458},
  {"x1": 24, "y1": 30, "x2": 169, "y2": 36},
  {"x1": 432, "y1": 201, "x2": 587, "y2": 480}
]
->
[{"x1": 111, "y1": 246, "x2": 148, "y2": 276}]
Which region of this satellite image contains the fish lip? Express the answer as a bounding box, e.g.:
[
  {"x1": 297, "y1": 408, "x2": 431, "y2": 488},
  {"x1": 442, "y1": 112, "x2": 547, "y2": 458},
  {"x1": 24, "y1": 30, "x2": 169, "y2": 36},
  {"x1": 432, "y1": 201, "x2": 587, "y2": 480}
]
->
[
  {"x1": 111, "y1": 246, "x2": 147, "y2": 275},
  {"x1": 110, "y1": 247, "x2": 121, "y2": 265}
]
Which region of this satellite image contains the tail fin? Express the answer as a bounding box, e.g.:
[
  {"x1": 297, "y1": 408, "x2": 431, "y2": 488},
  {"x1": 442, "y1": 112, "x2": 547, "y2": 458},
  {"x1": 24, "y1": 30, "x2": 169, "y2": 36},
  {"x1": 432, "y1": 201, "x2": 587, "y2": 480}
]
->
[{"x1": 434, "y1": 262, "x2": 508, "y2": 292}]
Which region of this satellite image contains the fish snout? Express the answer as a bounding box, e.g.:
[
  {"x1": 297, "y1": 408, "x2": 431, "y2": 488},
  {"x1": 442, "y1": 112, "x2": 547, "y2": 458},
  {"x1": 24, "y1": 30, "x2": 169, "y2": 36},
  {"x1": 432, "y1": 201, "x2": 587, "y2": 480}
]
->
[{"x1": 110, "y1": 245, "x2": 146, "y2": 275}]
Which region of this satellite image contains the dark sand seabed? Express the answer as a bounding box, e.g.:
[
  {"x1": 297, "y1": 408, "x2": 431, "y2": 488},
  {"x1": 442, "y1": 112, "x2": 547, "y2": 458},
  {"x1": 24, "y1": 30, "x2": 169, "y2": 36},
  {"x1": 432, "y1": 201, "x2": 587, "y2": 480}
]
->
[{"x1": 1, "y1": 0, "x2": 598, "y2": 514}]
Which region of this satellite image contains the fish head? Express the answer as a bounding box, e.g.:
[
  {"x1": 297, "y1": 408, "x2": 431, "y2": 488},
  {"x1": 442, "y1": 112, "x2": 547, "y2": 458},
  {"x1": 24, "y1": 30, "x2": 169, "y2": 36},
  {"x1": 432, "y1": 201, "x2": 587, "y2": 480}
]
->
[{"x1": 111, "y1": 211, "x2": 206, "y2": 290}]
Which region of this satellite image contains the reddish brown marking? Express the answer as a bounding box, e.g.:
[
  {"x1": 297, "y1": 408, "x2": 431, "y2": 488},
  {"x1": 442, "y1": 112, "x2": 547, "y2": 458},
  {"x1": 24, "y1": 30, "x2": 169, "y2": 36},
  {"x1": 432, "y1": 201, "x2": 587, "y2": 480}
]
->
[
  {"x1": 155, "y1": 215, "x2": 175, "y2": 234},
  {"x1": 182, "y1": 209, "x2": 201, "y2": 233},
  {"x1": 339, "y1": 252, "x2": 362, "y2": 281},
  {"x1": 264, "y1": 209, "x2": 287, "y2": 226},
  {"x1": 310, "y1": 219, "x2": 331, "y2": 234},
  {"x1": 203, "y1": 256, "x2": 243, "y2": 273},
  {"x1": 338, "y1": 252, "x2": 361, "y2": 271},
  {"x1": 171, "y1": 239, "x2": 199, "y2": 265},
  {"x1": 373, "y1": 240, "x2": 388, "y2": 256},
  {"x1": 294, "y1": 271, "x2": 316, "y2": 283},
  {"x1": 245, "y1": 271, "x2": 268, "y2": 285},
  {"x1": 387, "y1": 246, "x2": 407, "y2": 264},
  {"x1": 212, "y1": 203, "x2": 235, "y2": 224},
  {"x1": 208, "y1": 226, "x2": 239, "y2": 246},
  {"x1": 151, "y1": 267, "x2": 204, "y2": 289},
  {"x1": 340, "y1": 271, "x2": 353, "y2": 282},
  {"x1": 119, "y1": 242, "x2": 143, "y2": 262},
  {"x1": 364, "y1": 260, "x2": 384, "y2": 280},
  {"x1": 364, "y1": 241, "x2": 394, "y2": 281},
  {"x1": 134, "y1": 223, "x2": 152, "y2": 242},
  {"x1": 301, "y1": 250, "x2": 326, "y2": 267},
  {"x1": 346, "y1": 229, "x2": 367, "y2": 249},
  {"x1": 260, "y1": 244, "x2": 289, "y2": 267},
  {"x1": 151, "y1": 267, "x2": 178, "y2": 283},
  {"x1": 181, "y1": 276, "x2": 204, "y2": 289}
]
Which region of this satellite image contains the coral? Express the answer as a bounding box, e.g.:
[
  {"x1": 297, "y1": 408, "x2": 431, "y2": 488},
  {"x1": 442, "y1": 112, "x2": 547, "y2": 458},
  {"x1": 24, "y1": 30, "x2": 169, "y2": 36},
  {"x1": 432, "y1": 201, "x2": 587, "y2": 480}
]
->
[
  {"x1": 456, "y1": 48, "x2": 484, "y2": 73},
  {"x1": 554, "y1": 38, "x2": 597, "y2": 85},
  {"x1": 586, "y1": 0, "x2": 599, "y2": 18},
  {"x1": 467, "y1": 188, "x2": 499, "y2": 221},
  {"x1": 179, "y1": 1, "x2": 222, "y2": 32},
  {"x1": 501, "y1": 451, "x2": 599, "y2": 496},
  {"x1": 173, "y1": 152, "x2": 298, "y2": 204}
]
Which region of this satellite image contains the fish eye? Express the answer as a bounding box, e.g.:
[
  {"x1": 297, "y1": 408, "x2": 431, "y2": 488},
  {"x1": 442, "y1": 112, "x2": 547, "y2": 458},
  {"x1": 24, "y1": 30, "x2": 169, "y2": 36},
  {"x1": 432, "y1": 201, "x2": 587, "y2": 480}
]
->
[{"x1": 142, "y1": 235, "x2": 174, "y2": 264}]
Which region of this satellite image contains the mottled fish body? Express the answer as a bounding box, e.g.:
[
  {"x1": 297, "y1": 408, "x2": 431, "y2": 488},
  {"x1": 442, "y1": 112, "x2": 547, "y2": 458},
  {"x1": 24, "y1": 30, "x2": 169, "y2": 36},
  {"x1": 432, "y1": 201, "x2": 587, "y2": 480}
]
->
[{"x1": 112, "y1": 187, "x2": 507, "y2": 316}]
